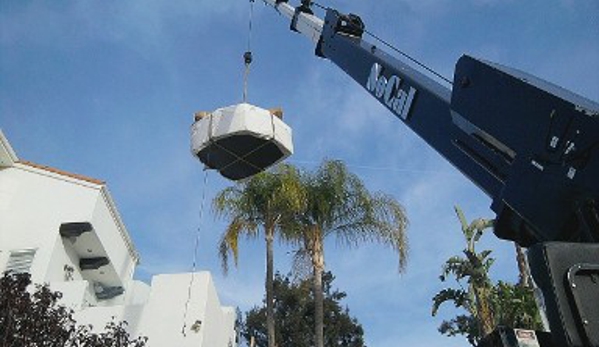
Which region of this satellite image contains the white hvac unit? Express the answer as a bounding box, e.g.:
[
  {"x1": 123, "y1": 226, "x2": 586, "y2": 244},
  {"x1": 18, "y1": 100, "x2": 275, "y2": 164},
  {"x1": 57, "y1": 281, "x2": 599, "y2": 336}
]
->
[{"x1": 191, "y1": 103, "x2": 293, "y2": 180}]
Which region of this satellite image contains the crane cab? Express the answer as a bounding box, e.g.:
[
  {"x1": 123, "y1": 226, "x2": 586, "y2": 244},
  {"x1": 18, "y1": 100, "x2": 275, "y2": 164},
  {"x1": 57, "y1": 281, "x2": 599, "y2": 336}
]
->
[{"x1": 190, "y1": 103, "x2": 293, "y2": 181}]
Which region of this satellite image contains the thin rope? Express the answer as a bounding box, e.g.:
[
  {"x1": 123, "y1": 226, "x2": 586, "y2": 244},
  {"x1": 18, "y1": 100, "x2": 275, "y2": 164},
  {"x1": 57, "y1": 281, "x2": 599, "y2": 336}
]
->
[
  {"x1": 203, "y1": 108, "x2": 277, "y2": 177},
  {"x1": 210, "y1": 132, "x2": 275, "y2": 174},
  {"x1": 181, "y1": 167, "x2": 210, "y2": 336}
]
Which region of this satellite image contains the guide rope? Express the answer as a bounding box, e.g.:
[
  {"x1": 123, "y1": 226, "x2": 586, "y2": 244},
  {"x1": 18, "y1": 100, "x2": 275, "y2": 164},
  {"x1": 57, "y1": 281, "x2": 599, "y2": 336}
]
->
[{"x1": 181, "y1": 165, "x2": 210, "y2": 336}]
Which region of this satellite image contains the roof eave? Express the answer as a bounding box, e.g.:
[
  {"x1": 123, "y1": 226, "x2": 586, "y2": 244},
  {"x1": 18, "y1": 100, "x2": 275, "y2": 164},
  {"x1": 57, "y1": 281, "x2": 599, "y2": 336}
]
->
[{"x1": 0, "y1": 129, "x2": 19, "y2": 168}]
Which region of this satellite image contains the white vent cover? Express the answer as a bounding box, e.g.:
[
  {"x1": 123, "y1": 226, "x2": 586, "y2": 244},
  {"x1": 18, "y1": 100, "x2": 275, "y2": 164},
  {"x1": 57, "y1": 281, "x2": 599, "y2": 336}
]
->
[{"x1": 6, "y1": 249, "x2": 36, "y2": 274}]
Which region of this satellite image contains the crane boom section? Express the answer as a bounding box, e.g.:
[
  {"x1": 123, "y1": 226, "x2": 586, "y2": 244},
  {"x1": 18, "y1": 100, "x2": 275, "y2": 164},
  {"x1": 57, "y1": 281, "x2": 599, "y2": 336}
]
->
[
  {"x1": 262, "y1": 0, "x2": 323, "y2": 43},
  {"x1": 315, "y1": 9, "x2": 504, "y2": 201},
  {"x1": 262, "y1": 2, "x2": 599, "y2": 246},
  {"x1": 260, "y1": 3, "x2": 599, "y2": 344}
]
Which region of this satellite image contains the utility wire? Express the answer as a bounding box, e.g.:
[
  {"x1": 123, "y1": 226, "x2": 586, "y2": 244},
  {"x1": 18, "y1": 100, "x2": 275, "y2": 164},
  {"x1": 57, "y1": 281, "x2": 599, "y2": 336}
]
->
[{"x1": 288, "y1": 159, "x2": 460, "y2": 175}]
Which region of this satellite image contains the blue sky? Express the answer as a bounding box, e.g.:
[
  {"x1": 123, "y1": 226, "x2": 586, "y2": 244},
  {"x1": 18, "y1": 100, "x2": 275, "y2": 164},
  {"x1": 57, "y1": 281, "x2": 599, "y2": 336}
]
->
[{"x1": 1, "y1": 1, "x2": 598, "y2": 346}]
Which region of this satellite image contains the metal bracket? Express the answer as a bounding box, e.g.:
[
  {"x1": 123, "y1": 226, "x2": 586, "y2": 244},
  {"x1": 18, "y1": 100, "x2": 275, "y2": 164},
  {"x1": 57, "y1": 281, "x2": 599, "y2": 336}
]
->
[
  {"x1": 335, "y1": 13, "x2": 365, "y2": 38},
  {"x1": 315, "y1": 9, "x2": 364, "y2": 58},
  {"x1": 566, "y1": 263, "x2": 599, "y2": 346},
  {"x1": 290, "y1": 0, "x2": 313, "y2": 32}
]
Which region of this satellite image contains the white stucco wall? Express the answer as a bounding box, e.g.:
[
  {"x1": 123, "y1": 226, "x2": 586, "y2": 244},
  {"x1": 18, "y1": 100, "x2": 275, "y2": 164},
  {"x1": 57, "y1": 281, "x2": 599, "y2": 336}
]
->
[
  {"x1": 0, "y1": 132, "x2": 236, "y2": 347},
  {"x1": 50, "y1": 280, "x2": 94, "y2": 311},
  {"x1": 91, "y1": 188, "x2": 138, "y2": 285},
  {"x1": 74, "y1": 272, "x2": 236, "y2": 347},
  {"x1": 140, "y1": 273, "x2": 236, "y2": 347},
  {"x1": 0, "y1": 164, "x2": 99, "y2": 282}
]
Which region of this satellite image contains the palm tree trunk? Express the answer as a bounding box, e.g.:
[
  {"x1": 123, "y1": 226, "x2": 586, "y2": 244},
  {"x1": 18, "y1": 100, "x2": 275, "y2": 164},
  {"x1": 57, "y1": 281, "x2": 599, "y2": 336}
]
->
[
  {"x1": 474, "y1": 285, "x2": 495, "y2": 337},
  {"x1": 515, "y1": 243, "x2": 531, "y2": 288},
  {"x1": 311, "y1": 230, "x2": 325, "y2": 347},
  {"x1": 265, "y1": 226, "x2": 276, "y2": 347}
]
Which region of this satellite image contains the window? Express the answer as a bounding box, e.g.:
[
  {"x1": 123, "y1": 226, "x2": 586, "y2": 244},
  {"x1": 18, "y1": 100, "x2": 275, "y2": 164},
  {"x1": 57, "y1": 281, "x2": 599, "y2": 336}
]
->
[{"x1": 5, "y1": 249, "x2": 36, "y2": 274}]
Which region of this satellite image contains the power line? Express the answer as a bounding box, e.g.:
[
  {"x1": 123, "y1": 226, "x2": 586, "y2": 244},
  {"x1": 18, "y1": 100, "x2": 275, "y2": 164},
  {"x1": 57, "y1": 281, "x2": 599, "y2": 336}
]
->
[{"x1": 288, "y1": 159, "x2": 460, "y2": 175}]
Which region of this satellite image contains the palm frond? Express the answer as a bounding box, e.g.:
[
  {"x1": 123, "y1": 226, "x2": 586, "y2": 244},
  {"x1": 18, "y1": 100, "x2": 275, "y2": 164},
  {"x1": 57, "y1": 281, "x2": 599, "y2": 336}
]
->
[
  {"x1": 290, "y1": 247, "x2": 312, "y2": 281},
  {"x1": 432, "y1": 288, "x2": 469, "y2": 316},
  {"x1": 282, "y1": 159, "x2": 410, "y2": 275},
  {"x1": 213, "y1": 163, "x2": 308, "y2": 275},
  {"x1": 218, "y1": 217, "x2": 248, "y2": 275},
  {"x1": 331, "y1": 191, "x2": 409, "y2": 272}
]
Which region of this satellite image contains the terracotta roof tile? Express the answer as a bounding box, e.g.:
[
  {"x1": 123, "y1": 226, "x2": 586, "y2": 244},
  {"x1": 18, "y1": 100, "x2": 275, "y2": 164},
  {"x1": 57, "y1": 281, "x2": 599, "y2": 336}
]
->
[{"x1": 18, "y1": 160, "x2": 105, "y2": 185}]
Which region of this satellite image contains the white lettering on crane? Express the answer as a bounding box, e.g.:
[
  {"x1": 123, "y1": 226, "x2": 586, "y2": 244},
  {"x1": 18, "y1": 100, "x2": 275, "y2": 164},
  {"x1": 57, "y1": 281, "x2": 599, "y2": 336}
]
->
[{"x1": 366, "y1": 63, "x2": 417, "y2": 120}]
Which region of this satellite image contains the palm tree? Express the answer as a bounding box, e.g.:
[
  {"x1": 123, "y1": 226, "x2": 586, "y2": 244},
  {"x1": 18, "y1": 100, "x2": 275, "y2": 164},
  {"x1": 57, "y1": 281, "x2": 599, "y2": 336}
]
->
[
  {"x1": 213, "y1": 164, "x2": 304, "y2": 347},
  {"x1": 292, "y1": 160, "x2": 409, "y2": 347},
  {"x1": 432, "y1": 206, "x2": 542, "y2": 345},
  {"x1": 432, "y1": 206, "x2": 496, "y2": 344},
  {"x1": 454, "y1": 206, "x2": 496, "y2": 338}
]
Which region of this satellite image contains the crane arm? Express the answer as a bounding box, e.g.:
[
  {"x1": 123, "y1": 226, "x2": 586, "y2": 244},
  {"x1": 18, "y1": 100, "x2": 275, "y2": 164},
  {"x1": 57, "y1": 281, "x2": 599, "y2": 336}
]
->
[
  {"x1": 260, "y1": 4, "x2": 599, "y2": 345},
  {"x1": 264, "y1": 2, "x2": 504, "y2": 198},
  {"x1": 262, "y1": 1, "x2": 599, "y2": 247},
  {"x1": 262, "y1": 0, "x2": 323, "y2": 43}
]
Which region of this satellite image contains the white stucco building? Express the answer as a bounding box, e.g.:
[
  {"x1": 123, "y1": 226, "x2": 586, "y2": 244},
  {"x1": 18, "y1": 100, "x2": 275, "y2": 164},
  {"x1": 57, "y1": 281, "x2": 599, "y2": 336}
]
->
[{"x1": 0, "y1": 130, "x2": 236, "y2": 347}]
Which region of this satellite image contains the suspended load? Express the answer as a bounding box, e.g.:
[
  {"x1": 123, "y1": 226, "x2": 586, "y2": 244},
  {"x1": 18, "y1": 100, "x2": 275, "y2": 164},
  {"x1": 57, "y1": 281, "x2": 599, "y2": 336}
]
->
[{"x1": 191, "y1": 103, "x2": 293, "y2": 180}]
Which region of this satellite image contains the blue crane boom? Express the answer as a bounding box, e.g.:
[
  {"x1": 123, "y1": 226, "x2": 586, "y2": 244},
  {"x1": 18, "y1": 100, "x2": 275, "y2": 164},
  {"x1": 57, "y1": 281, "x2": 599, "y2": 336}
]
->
[
  {"x1": 264, "y1": 1, "x2": 599, "y2": 247},
  {"x1": 262, "y1": 2, "x2": 599, "y2": 346}
]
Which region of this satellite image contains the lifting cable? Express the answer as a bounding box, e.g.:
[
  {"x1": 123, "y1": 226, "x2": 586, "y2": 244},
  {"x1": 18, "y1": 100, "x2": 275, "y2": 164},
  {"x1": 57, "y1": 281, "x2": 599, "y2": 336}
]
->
[
  {"x1": 181, "y1": 164, "x2": 211, "y2": 336},
  {"x1": 243, "y1": 0, "x2": 256, "y2": 102},
  {"x1": 363, "y1": 29, "x2": 453, "y2": 85},
  {"x1": 309, "y1": 1, "x2": 453, "y2": 85}
]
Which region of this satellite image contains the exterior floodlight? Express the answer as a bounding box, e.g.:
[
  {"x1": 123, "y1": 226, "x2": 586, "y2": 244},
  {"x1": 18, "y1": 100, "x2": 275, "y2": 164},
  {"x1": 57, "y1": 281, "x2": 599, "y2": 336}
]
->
[{"x1": 191, "y1": 103, "x2": 293, "y2": 180}]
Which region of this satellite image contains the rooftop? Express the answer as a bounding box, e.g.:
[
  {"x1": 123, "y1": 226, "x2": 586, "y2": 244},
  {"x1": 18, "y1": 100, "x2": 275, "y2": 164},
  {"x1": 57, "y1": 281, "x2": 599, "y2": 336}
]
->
[
  {"x1": 18, "y1": 160, "x2": 105, "y2": 186},
  {"x1": 1, "y1": 129, "x2": 104, "y2": 186}
]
